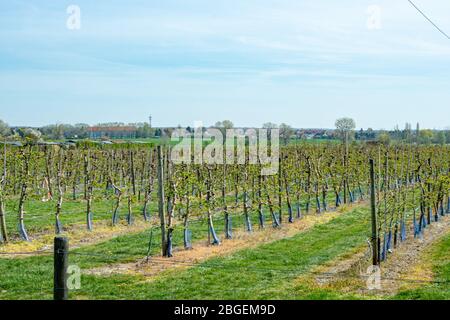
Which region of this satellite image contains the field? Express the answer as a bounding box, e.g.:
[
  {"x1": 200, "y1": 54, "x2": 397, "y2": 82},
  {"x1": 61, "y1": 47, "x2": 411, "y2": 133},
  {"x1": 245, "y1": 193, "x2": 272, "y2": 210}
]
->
[{"x1": 0, "y1": 142, "x2": 449, "y2": 300}]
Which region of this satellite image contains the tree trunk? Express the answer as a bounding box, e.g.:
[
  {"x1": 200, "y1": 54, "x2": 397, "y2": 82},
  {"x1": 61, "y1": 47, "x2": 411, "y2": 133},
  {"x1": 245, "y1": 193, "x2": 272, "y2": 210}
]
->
[
  {"x1": 0, "y1": 195, "x2": 7, "y2": 242},
  {"x1": 129, "y1": 150, "x2": 136, "y2": 196},
  {"x1": 127, "y1": 194, "x2": 133, "y2": 225},
  {"x1": 18, "y1": 183, "x2": 29, "y2": 241},
  {"x1": 223, "y1": 165, "x2": 232, "y2": 238},
  {"x1": 278, "y1": 156, "x2": 283, "y2": 223},
  {"x1": 55, "y1": 149, "x2": 64, "y2": 234},
  {"x1": 157, "y1": 146, "x2": 167, "y2": 256},
  {"x1": 258, "y1": 173, "x2": 265, "y2": 229},
  {"x1": 18, "y1": 149, "x2": 30, "y2": 241}
]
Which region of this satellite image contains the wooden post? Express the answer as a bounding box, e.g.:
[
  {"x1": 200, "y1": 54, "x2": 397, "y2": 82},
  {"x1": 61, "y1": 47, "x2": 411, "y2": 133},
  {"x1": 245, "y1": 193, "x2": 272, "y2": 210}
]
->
[
  {"x1": 345, "y1": 131, "x2": 351, "y2": 205},
  {"x1": 427, "y1": 158, "x2": 432, "y2": 225},
  {"x1": 0, "y1": 141, "x2": 7, "y2": 242},
  {"x1": 2, "y1": 140, "x2": 6, "y2": 182},
  {"x1": 54, "y1": 237, "x2": 69, "y2": 300},
  {"x1": 207, "y1": 220, "x2": 211, "y2": 246},
  {"x1": 130, "y1": 149, "x2": 136, "y2": 196},
  {"x1": 146, "y1": 228, "x2": 154, "y2": 262},
  {"x1": 278, "y1": 155, "x2": 283, "y2": 224},
  {"x1": 157, "y1": 146, "x2": 167, "y2": 256},
  {"x1": 369, "y1": 159, "x2": 378, "y2": 266}
]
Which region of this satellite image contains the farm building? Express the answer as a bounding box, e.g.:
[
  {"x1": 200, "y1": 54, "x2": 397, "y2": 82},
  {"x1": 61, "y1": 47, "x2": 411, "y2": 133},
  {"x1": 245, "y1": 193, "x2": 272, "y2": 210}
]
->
[{"x1": 88, "y1": 125, "x2": 137, "y2": 139}]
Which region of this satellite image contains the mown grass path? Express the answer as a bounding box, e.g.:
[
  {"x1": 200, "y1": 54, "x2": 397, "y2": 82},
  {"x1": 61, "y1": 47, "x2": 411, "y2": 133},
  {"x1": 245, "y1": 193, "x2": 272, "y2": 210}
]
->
[{"x1": 394, "y1": 233, "x2": 450, "y2": 300}]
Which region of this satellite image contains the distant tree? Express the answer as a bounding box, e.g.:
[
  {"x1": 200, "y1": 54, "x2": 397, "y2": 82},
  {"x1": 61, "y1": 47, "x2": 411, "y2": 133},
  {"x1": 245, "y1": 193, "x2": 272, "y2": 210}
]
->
[
  {"x1": 366, "y1": 128, "x2": 375, "y2": 140},
  {"x1": 52, "y1": 124, "x2": 65, "y2": 140},
  {"x1": 335, "y1": 117, "x2": 355, "y2": 205},
  {"x1": 262, "y1": 122, "x2": 278, "y2": 129},
  {"x1": 377, "y1": 132, "x2": 391, "y2": 146},
  {"x1": 215, "y1": 120, "x2": 234, "y2": 130},
  {"x1": 21, "y1": 128, "x2": 42, "y2": 143},
  {"x1": 73, "y1": 124, "x2": 89, "y2": 139},
  {"x1": 416, "y1": 123, "x2": 420, "y2": 142},
  {"x1": 279, "y1": 123, "x2": 294, "y2": 145},
  {"x1": 214, "y1": 120, "x2": 234, "y2": 138},
  {"x1": 163, "y1": 128, "x2": 174, "y2": 138},
  {"x1": 136, "y1": 123, "x2": 155, "y2": 138},
  {"x1": 391, "y1": 124, "x2": 402, "y2": 141},
  {"x1": 403, "y1": 123, "x2": 412, "y2": 142},
  {"x1": 356, "y1": 128, "x2": 363, "y2": 140},
  {"x1": 0, "y1": 120, "x2": 10, "y2": 138},
  {"x1": 445, "y1": 130, "x2": 450, "y2": 143},
  {"x1": 419, "y1": 129, "x2": 434, "y2": 145},
  {"x1": 261, "y1": 122, "x2": 279, "y2": 142},
  {"x1": 434, "y1": 131, "x2": 446, "y2": 145},
  {"x1": 335, "y1": 117, "x2": 356, "y2": 143}
]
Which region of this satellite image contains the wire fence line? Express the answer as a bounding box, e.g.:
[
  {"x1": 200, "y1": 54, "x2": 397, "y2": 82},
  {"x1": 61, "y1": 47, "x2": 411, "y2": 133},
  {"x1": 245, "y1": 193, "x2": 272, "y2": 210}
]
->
[
  {"x1": 0, "y1": 200, "x2": 358, "y2": 257},
  {"x1": 407, "y1": 0, "x2": 450, "y2": 40},
  {"x1": 0, "y1": 204, "x2": 436, "y2": 261},
  {"x1": 60, "y1": 238, "x2": 449, "y2": 288},
  {"x1": 0, "y1": 198, "x2": 262, "y2": 247},
  {"x1": 0, "y1": 248, "x2": 53, "y2": 256},
  {"x1": 126, "y1": 259, "x2": 449, "y2": 286},
  {"x1": 1, "y1": 268, "x2": 447, "y2": 299},
  {"x1": 1, "y1": 245, "x2": 448, "y2": 299}
]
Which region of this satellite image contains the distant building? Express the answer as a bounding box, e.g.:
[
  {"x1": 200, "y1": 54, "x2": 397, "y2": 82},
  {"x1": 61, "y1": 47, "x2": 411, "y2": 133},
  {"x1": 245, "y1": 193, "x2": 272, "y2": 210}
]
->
[
  {"x1": 88, "y1": 126, "x2": 137, "y2": 139},
  {"x1": 295, "y1": 129, "x2": 332, "y2": 140}
]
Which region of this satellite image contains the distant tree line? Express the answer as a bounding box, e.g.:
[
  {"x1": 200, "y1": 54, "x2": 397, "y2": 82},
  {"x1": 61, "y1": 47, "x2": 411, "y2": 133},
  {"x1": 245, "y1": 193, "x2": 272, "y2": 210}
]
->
[
  {"x1": 357, "y1": 123, "x2": 450, "y2": 145},
  {"x1": 0, "y1": 120, "x2": 159, "y2": 141},
  {"x1": 0, "y1": 118, "x2": 448, "y2": 145}
]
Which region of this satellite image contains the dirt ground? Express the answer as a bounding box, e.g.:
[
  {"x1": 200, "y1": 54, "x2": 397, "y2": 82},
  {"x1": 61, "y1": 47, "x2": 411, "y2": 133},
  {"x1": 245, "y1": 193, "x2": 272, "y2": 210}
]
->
[
  {"x1": 85, "y1": 205, "x2": 361, "y2": 278},
  {"x1": 308, "y1": 214, "x2": 450, "y2": 297}
]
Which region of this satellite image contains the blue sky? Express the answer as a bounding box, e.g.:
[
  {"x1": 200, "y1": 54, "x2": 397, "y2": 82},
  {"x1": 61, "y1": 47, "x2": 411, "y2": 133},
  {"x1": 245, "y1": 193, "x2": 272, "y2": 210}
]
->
[{"x1": 0, "y1": 0, "x2": 449, "y2": 129}]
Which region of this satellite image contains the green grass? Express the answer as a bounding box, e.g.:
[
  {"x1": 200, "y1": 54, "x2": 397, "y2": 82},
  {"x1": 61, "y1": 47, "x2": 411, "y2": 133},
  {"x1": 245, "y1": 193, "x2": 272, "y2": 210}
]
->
[
  {"x1": 69, "y1": 207, "x2": 372, "y2": 300},
  {"x1": 2, "y1": 199, "x2": 445, "y2": 300},
  {"x1": 2, "y1": 193, "x2": 159, "y2": 237},
  {"x1": 0, "y1": 200, "x2": 312, "y2": 299},
  {"x1": 394, "y1": 234, "x2": 450, "y2": 300}
]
